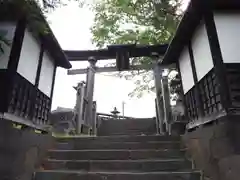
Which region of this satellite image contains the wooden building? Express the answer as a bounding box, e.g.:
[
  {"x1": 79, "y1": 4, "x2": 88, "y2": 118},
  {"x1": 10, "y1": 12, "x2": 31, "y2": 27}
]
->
[
  {"x1": 162, "y1": 0, "x2": 240, "y2": 130},
  {"x1": 0, "y1": 2, "x2": 71, "y2": 130}
]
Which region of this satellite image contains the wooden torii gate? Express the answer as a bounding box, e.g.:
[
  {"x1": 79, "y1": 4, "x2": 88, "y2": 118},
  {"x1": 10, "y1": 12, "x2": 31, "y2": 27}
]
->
[{"x1": 64, "y1": 44, "x2": 174, "y2": 135}]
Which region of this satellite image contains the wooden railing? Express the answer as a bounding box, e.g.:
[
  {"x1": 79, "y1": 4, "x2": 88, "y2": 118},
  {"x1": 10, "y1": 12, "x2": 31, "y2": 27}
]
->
[
  {"x1": 97, "y1": 113, "x2": 135, "y2": 120},
  {"x1": 7, "y1": 73, "x2": 51, "y2": 126}
]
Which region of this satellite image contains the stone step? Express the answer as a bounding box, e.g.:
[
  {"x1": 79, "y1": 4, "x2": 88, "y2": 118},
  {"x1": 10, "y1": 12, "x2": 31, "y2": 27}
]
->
[
  {"x1": 48, "y1": 149, "x2": 185, "y2": 160},
  {"x1": 54, "y1": 141, "x2": 181, "y2": 150},
  {"x1": 97, "y1": 119, "x2": 157, "y2": 136},
  {"x1": 34, "y1": 170, "x2": 201, "y2": 180},
  {"x1": 98, "y1": 129, "x2": 157, "y2": 136},
  {"x1": 43, "y1": 159, "x2": 192, "y2": 172},
  {"x1": 98, "y1": 130, "x2": 156, "y2": 136},
  {"x1": 56, "y1": 135, "x2": 181, "y2": 143}
]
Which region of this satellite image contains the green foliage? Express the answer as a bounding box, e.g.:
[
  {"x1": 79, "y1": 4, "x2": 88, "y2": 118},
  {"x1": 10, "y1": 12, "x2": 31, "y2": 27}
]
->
[
  {"x1": 90, "y1": 0, "x2": 183, "y2": 99},
  {"x1": 91, "y1": 0, "x2": 182, "y2": 47}
]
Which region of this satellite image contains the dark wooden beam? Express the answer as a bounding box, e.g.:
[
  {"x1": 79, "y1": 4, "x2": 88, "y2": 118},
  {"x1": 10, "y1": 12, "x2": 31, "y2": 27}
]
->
[
  {"x1": 29, "y1": 44, "x2": 44, "y2": 120},
  {"x1": 203, "y1": 0, "x2": 231, "y2": 111},
  {"x1": 35, "y1": 44, "x2": 44, "y2": 87},
  {"x1": 64, "y1": 44, "x2": 168, "y2": 61},
  {"x1": 7, "y1": 18, "x2": 26, "y2": 74},
  {"x1": 188, "y1": 41, "x2": 204, "y2": 117},
  {"x1": 68, "y1": 64, "x2": 155, "y2": 75},
  {"x1": 188, "y1": 43, "x2": 198, "y2": 84},
  {"x1": 5, "y1": 18, "x2": 26, "y2": 112},
  {"x1": 50, "y1": 63, "x2": 57, "y2": 108},
  {"x1": 176, "y1": 61, "x2": 189, "y2": 122}
]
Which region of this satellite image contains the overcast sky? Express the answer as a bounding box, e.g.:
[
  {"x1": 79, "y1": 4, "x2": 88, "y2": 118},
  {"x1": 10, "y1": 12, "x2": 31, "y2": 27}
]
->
[{"x1": 47, "y1": 0, "x2": 189, "y2": 118}]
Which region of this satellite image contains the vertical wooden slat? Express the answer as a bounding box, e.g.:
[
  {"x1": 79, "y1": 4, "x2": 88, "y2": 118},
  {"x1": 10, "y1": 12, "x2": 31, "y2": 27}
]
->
[{"x1": 176, "y1": 61, "x2": 189, "y2": 122}]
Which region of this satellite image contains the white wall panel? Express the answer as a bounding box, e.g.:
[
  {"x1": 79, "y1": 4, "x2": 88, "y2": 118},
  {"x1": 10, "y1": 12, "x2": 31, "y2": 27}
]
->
[
  {"x1": 0, "y1": 23, "x2": 16, "y2": 69},
  {"x1": 179, "y1": 46, "x2": 194, "y2": 94},
  {"x1": 17, "y1": 29, "x2": 40, "y2": 84},
  {"x1": 38, "y1": 51, "x2": 55, "y2": 97},
  {"x1": 192, "y1": 23, "x2": 213, "y2": 81},
  {"x1": 214, "y1": 13, "x2": 240, "y2": 63}
]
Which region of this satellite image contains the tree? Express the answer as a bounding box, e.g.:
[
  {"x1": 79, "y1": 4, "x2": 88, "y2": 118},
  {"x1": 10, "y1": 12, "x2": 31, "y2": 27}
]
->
[{"x1": 90, "y1": 0, "x2": 183, "y2": 101}]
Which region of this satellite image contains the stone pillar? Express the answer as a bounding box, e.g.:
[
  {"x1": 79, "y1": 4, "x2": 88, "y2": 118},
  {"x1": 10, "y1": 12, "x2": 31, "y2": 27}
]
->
[
  {"x1": 153, "y1": 64, "x2": 165, "y2": 134},
  {"x1": 91, "y1": 101, "x2": 97, "y2": 135},
  {"x1": 161, "y1": 76, "x2": 172, "y2": 135},
  {"x1": 74, "y1": 81, "x2": 86, "y2": 134},
  {"x1": 84, "y1": 57, "x2": 97, "y2": 131},
  {"x1": 0, "y1": 120, "x2": 53, "y2": 180}
]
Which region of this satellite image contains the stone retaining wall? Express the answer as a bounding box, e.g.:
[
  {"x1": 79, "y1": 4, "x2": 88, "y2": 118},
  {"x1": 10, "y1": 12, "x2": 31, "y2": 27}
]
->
[
  {"x1": 0, "y1": 120, "x2": 53, "y2": 180},
  {"x1": 183, "y1": 116, "x2": 240, "y2": 180}
]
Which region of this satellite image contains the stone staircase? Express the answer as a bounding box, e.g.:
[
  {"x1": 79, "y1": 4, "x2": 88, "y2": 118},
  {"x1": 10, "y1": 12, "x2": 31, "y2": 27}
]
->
[{"x1": 33, "y1": 119, "x2": 201, "y2": 180}]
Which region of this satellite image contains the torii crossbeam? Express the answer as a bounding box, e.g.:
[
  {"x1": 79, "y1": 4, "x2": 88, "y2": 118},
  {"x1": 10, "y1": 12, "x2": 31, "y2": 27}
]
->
[
  {"x1": 65, "y1": 44, "x2": 170, "y2": 74},
  {"x1": 64, "y1": 44, "x2": 168, "y2": 61}
]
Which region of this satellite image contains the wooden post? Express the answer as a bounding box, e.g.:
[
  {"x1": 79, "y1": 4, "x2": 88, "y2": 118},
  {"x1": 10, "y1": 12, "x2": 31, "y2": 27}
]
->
[
  {"x1": 84, "y1": 57, "x2": 97, "y2": 130},
  {"x1": 92, "y1": 101, "x2": 97, "y2": 135},
  {"x1": 188, "y1": 42, "x2": 204, "y2": 118},
  {"x1": 153, "y1": 65, "x2": 165, "y2": 134},
  {"x1": 155, "y1": 98, "x2": 160, "y2": 134},
  {"x1": 161, "y1": 76, "x2": 172, "y2": 135},
  {"x1": 74, "y1": 82, "x2": 86, "y2": 134}
]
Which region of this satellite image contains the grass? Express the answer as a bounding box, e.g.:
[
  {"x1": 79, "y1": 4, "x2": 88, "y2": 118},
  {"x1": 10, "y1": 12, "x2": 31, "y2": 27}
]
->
[{"x1": 52, "y1": 132, "x2": 95, "y2": 138}]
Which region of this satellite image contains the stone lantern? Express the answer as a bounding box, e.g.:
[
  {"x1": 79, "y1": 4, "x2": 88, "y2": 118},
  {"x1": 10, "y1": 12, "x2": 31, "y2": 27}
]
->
[{"x1": 111, "y1": 107, "x2": 120, "y2": 119}]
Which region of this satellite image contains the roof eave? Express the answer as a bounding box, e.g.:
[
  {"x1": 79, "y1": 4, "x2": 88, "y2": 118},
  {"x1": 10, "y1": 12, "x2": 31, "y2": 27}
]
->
[
  {"x1": 162, "y1": 0, "x2": 202, "y2": 65},
  {"x1": 37, "y1": 14, "x2": 72, "y2": 69}
]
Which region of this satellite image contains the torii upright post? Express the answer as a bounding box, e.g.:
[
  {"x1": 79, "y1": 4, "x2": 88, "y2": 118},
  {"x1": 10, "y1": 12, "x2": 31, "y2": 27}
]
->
[
  {"x1": 84, "y1": 57, "x2": 97, "y2": 134},
  {"x1": 161, "y1": 76, "x2": 172, "y2": 135},
  {"x1": 74, "y1": 81, "x2": 86, "y2": 134},
  {"x1": 153, "y1": 64, "x2": 165, "y2": 135}
]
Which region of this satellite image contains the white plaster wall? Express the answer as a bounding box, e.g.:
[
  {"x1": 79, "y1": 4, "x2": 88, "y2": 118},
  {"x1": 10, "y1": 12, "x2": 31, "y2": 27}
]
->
[
  {"x1": 192, "y1": 23, "x2": 213, "y2": 81},
  {"x1": 38, "y1": 51, "x2": 55, "y2": 97},
  {"x1": 179, "y1": 46, "x2": 194, "y2": 94},
  {"x1": 214, "y1": 13, "x2": 240, "y2": 63},
  {"x1": 17, "y1": 29, "x2": 40, "y2": 84},
  {"x1": 0, "y1": 23, "x2": 16, "y2": 69}
]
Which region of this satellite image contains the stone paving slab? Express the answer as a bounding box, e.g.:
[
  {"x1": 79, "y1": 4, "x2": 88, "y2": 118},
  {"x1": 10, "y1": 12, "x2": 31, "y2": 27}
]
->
[
  {"x1": 43, "y1": 158, "x2": 192, "y2": 172},
  {"x1": 48, "y1": 149, "x2": 185, "y2": 160},
  {"x1": 34, "y1": 170, "x2": 201, "y2": 180}
]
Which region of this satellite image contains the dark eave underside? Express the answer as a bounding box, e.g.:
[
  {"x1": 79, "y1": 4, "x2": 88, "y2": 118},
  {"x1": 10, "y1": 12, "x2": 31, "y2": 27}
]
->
[
  {"x1": 162, "y1": 0, "x2": 240, "y2": 65},
  {"x1": 64, "y1": 44, "x2": 169, "y2": 61}
]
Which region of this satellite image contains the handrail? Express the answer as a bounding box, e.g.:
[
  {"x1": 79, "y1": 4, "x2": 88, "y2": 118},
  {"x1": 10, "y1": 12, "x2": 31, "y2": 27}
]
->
[{"x1": 97, "y1": 113, "x2": 135, "y2": 120}]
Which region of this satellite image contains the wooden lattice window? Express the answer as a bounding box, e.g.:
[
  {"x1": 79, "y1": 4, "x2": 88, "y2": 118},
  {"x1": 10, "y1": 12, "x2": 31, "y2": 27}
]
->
[
  {"x1": 199, "y1": 69, "x2": 221, "y2": 116},
  {"x1": 185, "y1": 88, "x2": 198, "y2": 120}
]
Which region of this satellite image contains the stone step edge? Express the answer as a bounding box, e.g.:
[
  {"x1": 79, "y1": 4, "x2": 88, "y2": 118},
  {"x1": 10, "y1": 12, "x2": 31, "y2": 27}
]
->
[
  {"x1": 45, "y1": 158, "x2": 188, "y2": 163},
  {"x1": 48, "y1": 149, "x2": 187, "y2": 152},
  {"x1": 35, "y1": 170, "x2": 201, "y2": 175},
  {"x1": 55, "y1": 135, "x2": 182, "y2": 139},
  {"x1": 55, "y1": 141, "x2": 181, "y2": 145}
]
